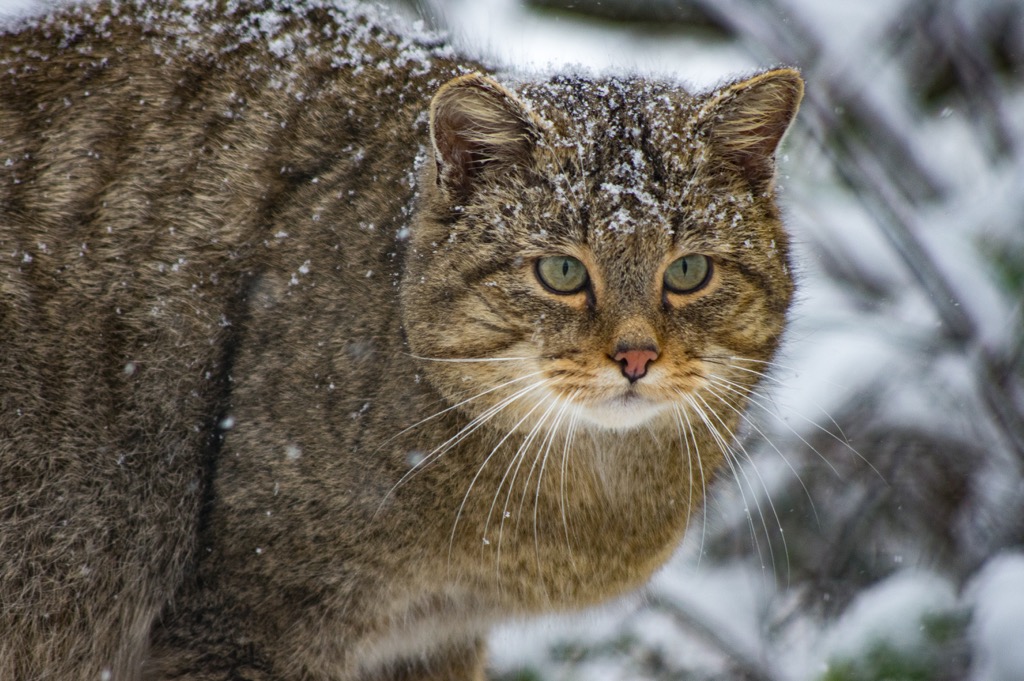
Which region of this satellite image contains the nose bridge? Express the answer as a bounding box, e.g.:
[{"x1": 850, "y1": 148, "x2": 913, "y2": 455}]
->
[
  {"x1": 600, "y1": 256, "x2": 661, "y2": 349},
  {"x1": 603, "y1": 256, "x2": 659, "y2": 336},
  {"x1": 596, "y1": 264, "x2": 662, "y2": 382},
  {"x1": 611, "y1": 314, "x2": 659, "y2": 354}
]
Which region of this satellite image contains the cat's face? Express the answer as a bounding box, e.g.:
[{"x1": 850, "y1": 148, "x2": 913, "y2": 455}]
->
[{"x1": 402, "y1": 72, "x2": 801, "y2": 433}]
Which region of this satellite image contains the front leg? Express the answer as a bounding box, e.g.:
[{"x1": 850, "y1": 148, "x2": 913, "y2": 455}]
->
[
  {"x1": 146, "y1": 636, "x2": 485, "y2": 681},
  {"x1": 368, "y1": 639, "x2": 486, "y2": 681}
]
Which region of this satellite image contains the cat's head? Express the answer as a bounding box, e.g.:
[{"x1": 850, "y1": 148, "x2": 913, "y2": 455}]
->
[{"x1": 401, "y1": 69, "x2": 802, "y2": 433}]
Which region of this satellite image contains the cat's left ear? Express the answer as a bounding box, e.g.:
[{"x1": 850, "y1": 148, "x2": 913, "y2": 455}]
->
[
  {"x1": 429, "y1": 73, "x2": 540, "y2": 201},
  {"x1": 699, "y1": 68, "x2": 804, "y2": 192}
]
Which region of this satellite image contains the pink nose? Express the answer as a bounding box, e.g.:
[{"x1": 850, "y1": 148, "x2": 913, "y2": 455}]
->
[{"x1": 613, "y1": 348, "x2": 659, "y2": 383}]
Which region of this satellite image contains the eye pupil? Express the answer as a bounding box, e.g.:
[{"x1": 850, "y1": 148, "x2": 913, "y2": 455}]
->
[
  {"x1": 536, "y1": 256, "x2": 588, "y2": 294},
  {"x1": 664, "y1": 254, "x2": 710, "y2": 293}
]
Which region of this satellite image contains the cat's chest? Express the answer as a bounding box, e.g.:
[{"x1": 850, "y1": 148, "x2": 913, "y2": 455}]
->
[{"x1": 378, "y1": 422, "x2": 698, "y2": 609}]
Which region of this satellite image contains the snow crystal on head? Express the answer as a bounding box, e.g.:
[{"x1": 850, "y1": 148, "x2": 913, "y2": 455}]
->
[{"x1": 518, "y1": 75, "x2": 743, "y2": 244}]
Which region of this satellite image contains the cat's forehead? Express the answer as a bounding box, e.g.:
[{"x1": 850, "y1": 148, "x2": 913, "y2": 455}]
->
[
  {"x1": 519, "y1": 76, "x2": 701, "y2": 249},
  {"x1": 520, "y1": 75, "x2": 697, "y2": 156},
  {"x1": 520, "y1": 75, "x2": 692, "y2": 122}
]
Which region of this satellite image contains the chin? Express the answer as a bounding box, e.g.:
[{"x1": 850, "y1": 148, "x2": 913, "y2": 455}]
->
[{"x1": 574, "y1": 395, "x2": 672, "y2": 431}]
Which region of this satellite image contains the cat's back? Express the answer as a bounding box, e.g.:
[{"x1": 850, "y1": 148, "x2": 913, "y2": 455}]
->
[{"x1": 0, "y1": 1, "x2": 454, "y2": 677}]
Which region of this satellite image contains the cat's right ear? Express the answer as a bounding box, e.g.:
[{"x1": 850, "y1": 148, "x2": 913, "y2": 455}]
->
[{"x1": 429, "y1": 74, "x2": 539, "y2": 201}]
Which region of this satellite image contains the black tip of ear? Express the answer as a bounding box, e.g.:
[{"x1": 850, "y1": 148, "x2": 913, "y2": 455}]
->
[{"x1": 429, "y1": 74, "x2": 538, "y2": 200}]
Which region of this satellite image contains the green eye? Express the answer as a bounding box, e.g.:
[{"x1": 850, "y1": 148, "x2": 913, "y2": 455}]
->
[
  {"x1": 536, "y1": 256, "x2": 589, "y2": 294},
  {"x1": 664, "y1": 254, "x2": 711, "y2": 293}
]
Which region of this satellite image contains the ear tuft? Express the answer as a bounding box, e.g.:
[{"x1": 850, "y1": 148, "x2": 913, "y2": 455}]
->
[
  {"x1": 701, "y1": 68, "x2": 804, "y2": 191},
  {"x1": 429, "y1": 74, "x2": 538, "y2": 200}
]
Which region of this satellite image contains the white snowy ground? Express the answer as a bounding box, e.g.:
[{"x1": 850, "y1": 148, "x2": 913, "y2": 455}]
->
[{"x1": 3, "y1": 0, "x2": 1023, "y2": 679}]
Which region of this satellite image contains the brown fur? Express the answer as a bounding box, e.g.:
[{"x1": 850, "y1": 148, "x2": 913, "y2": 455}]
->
[{"x1": 0, "y1": 1, "x2": 802, "y2": 679}]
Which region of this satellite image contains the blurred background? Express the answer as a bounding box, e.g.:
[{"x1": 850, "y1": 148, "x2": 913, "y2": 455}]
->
[
  {"x1": 391, "y1": 0, "x2": 1024, "y2": 679},
  {"x1": 2, "y1": 0, "x2": 1021, "y2": 678}
]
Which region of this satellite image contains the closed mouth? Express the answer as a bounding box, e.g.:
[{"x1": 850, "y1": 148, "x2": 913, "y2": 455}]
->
[{"x1": 573, "y1": 390, "x2": 669, "y2": 430}]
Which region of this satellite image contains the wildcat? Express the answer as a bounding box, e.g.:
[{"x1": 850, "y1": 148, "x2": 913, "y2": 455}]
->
[{"x1": 0, "y1": 0, "x2": 802, "y2": 678}]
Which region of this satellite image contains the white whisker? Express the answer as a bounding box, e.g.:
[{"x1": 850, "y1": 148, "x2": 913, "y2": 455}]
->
[
  {"x1": 671, "y1": 403, "x2": 708, "y2": 568},
  {"x1": 530, "y1": 393, "x2": 578, "y2": 584},
  {"x1": 704, "y1": 377, "x2": 821, "y2": 529},
  {"x1": 375, "y1": 370, "x2": 547, "y2": 456},
  {"x1": 699, "y1": 384, "x2": 798, "y2": 585},
  {"x1": 695, "y1": 389, "x2": 788, "y2": 580},
  {"x1": 718, "y1": 358, "x2": 864, "y2": 468},
  {"x1": 490, "y1": 396, "x2": 560, "y2": 578},
  {"x1": 406, "y1": 353, "x2": 535, "y2": 364},
  {"x1": 448, "y1": 382, "x2": 553, "y2": 569},
  {"x1": 377, "y1": 375, "x2": 550, "y2": 517},
  {"x1": 559, "y1": 402, "x2": 582, "y2": 572},
  {"x1": 683, "y1": 391, "x2": 779, "y2": 581},
  {"x1": 711, "y1": 370, "x2": 882, "y2": 482}
]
